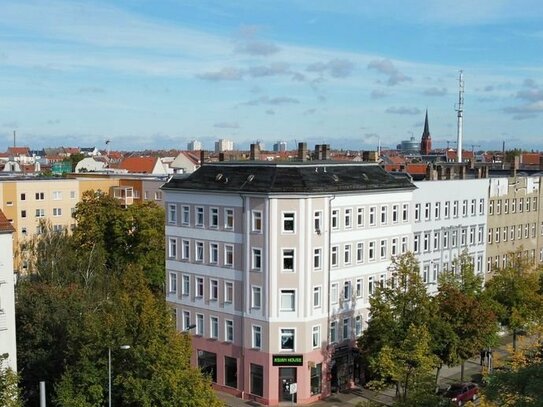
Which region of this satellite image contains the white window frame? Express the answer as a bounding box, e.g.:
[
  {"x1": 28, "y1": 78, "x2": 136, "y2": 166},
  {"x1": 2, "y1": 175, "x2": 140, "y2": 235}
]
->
[
  {"x1": 282, "y1": 249, "x2": 295, "y2": 272},
  {"x1": 225, "y1": 208, "x2": 234, "y2": 229},
  {"x1": 282, "y1": 212, "x2": 295, "y2": 233},
  {"x1": 251, "y1": 285, "x2": 262, "y2": 309},
  {"x1": 169, "y1": 272, "x2": 177, "y2": 294},
  {"x1": 313, "y1": 286, "x2": 322, "y2": 308},
  {"x1": 168, "y1": 204, "x2": 177, "y2": 224},
  {"x1": 195, "y1": 206, "x2": 204, "y2": 227},
  {"x1": 312, "y1": 325, "x2": 321, "y2": 349},
  {"x1": 225, "y1": 320, "x2": 234, "y2": 342},
  {"x1": 224, "y1": 281, "x2": 234, "y2": 303},
  {"x1": 210, "y1": 279, "x2": 219, "y2": 301},
  {"x1": 280, "y1": 328, "x2": 295, "y2": 351},
  {"x1": 252, "y1": 248, "x2": 262, "y2": 271},
  {"x1": 280, "y1": 289, "x2": 296, "y2": 311},
  {"x1": 182, "y1": 205, "x2": 190, "y2": 225},
  {"x1": 195, "y1": 277, "x2": 204, "y2": 298},
  {"x1": 224, "y1": 244, "x2": 234, "y2": 266},
  {"x1": 182, "y1": 274, "x2": 190, "y2": 296},
  {"x1": 168, "y1": 238, "x2": 177, "y2": 258},
  {"x1": 252, "y1": 210, "x2": 262, "y2": 233},
  {"x1": 344, "y1": 208, "x2": 352, "y2": 229},
  {"x1": 252, "y1": 325, "x2": 262, "y2": 349},
  {"x1": 209, "y1": 207, "x2": 219, "y2": 228},
  {"x1": 210, "y1": 316, "x2": 219, "y2": 339}
]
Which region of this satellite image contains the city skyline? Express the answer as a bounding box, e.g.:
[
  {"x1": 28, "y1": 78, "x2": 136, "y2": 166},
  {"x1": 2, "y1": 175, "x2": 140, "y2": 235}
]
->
[{"x1": 1, "y1": 0, "x2": 542, "y2": 151}]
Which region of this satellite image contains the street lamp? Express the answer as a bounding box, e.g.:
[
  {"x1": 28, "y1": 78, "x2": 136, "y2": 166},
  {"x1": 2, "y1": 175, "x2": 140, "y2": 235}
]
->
[
  {"x1": 183, "y1": 324, "x2": 196, "y2": 333},
  {"x1": 109, "y1": 345, "x2": 131, "y2": 407}
]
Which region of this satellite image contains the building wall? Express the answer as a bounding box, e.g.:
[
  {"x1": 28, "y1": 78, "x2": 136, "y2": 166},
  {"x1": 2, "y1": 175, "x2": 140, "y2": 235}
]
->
[
  {"x1": 0, "y1": 228, "x2": 17, "y2": 372},
  {"x1": 487, "y1": 176, "x2": 543, "y2": 274}
]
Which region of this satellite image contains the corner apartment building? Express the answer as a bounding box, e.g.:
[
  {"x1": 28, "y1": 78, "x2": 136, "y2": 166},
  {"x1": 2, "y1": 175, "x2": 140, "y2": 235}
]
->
[
  {"x1": 0, "y1": 210, "x2": 16, "y2": 372},
  {"x1": 162, "y1": 161, "x2": 416, "y2": 405},
  {"x1": 412, "y1": 179, "x2": 488, "y2": 291},
  {"x1": 487, "y1": 176, "x2": 543, "y2": 273}
]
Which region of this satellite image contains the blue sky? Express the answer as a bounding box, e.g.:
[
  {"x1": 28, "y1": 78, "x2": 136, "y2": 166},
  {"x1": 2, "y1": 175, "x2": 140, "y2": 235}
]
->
[{"x1": 0, "y1": 0, "x2": 542, "y2": 152}]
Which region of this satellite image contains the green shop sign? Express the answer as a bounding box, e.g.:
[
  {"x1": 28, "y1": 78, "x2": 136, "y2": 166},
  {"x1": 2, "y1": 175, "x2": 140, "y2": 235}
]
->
[{"x1": 272, "y1": 355, "x2": 304, "y2": 366}]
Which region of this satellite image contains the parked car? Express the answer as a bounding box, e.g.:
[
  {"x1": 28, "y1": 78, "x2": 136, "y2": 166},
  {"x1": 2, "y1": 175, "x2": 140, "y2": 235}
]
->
[{"x1": 443, "y1": 382, "x2": 479, "y2": 406}]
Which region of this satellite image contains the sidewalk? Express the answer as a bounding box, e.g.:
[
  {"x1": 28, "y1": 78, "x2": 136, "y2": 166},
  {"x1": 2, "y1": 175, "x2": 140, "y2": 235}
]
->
[{"x1": 216, "y1": 334, "x2": 513, "y2": 407}]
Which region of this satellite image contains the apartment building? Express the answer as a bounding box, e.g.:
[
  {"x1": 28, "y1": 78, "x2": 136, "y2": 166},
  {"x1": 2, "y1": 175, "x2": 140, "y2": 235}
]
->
[
  {"x1": 412, "y1": 179, "x2": 488, "y2": 291},
  {"x1": 162, "y1": 161, "x2": 416, "y2": 405},
  {"x1": 487, "y1": 176, "x2": 543, "y2": 274},
  {"x1": 0, "y1": 210, "x2": 16, "y2": 372}
]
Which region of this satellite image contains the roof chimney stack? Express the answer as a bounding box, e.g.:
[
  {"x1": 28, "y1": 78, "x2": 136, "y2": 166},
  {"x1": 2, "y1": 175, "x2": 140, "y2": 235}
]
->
[
  {"x1": 298, "y1": 142, "x2": 308, "y2": 161},
  {"x1": 250, "y1": 143, "x2": 260, "y2": 161},
  {"x1": 199, "y1": 150, "x2": 206, "y2": 166}
]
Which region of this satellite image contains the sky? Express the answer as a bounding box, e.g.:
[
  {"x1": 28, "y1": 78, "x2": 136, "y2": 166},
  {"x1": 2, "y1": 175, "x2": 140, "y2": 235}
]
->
[{"x1": 0, "y1": 0, "x2": 542, "y2": 152}]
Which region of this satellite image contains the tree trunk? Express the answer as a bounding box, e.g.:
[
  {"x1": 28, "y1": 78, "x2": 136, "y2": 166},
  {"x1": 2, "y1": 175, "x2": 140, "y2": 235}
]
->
[
  {"x1": 513, "y1": 329, "x2": 517, "y2": 351},
  {"x1": 435, "y1": 364, "x2": 442, "y2": 386},
  {"x1": 460, "y1": 360, "x2": 465, "y2": 382}
]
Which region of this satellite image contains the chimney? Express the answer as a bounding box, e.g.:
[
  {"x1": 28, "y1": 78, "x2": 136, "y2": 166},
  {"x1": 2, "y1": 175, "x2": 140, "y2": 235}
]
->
[
  {"x1": 199, "y1": 150, "x2": 206, "y2": 166},
  {"x1": 322, "y1": 144, "x2": 330, "y2": 160},
  {"x1": 250, "y1": 143, "x2": 259, "y2": 161},
  {"x1": 314, "y1": 144, "x2": 321, "y2": 160},
  {"x1": 436, "y1": 165, "x2": 444, "y2": 180},
  {"x1": 425, "y1": 163, "x2": 434, "y2": 180},
  {"x1": 298, "y1": 142, "x2": 308, "y2": 161},
  {"x1": 219, "y1": 153, "x2": 225, "y2": 162}
]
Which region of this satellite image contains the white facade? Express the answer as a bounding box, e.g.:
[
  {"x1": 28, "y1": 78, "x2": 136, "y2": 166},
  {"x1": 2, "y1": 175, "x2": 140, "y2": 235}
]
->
[
  {"x1": 0, "y1": 221, "x2": 17, "y2": 372},
  {"x1": 412, "y1": 179, "x2": 488, "y2": 292},
  {"x1": 214, "y1": 139, "x2": 234, "y2": 153},
  {"x1": 187, "y1": 140, "x2": 202, "y2": 151},
  {"x1": 75, "y1": 157, "x2": 108, "y2": 173}
]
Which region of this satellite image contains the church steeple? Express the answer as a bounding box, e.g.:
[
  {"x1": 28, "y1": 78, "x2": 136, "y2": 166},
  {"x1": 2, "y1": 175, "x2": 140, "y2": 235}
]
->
[{"x1": 420, "y1": 109, "x2": 432, "y2": 155}]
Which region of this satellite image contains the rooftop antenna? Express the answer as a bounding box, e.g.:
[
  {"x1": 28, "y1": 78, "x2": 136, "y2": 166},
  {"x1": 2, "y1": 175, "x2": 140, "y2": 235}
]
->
[
  {"x1": 455, "y1": 70, "x2": 464, "y2": 163},
  {"x1": 13, "y1": 130, "x2": 16, "y2": 148}
]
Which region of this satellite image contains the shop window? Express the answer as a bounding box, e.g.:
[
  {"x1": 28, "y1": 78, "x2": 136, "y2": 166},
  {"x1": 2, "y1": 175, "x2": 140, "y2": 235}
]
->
[
  {"x1": 224, "y1": 356, "x2": 238, "y2": 389},
  {"x1": 250, "y1": 364, "x2": 264, "y2": 397},
  {"x1": 197, "y1": 350, "x2": 217, "y2": 383}
]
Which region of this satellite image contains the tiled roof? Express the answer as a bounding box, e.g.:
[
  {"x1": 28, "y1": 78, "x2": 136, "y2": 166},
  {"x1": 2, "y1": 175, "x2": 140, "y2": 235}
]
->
[
  {"x1": 521, "y1": 153, "x2": 541, "y2": 166},
  {"x1": 119, "y1": 156, "x2": 158, "y2": 173},
  {"x1": 0, "y1": 210, "x2": 14, "y2": 234},
  {"x1": 7, "y1": 146, "x2": 30, "y2": 155},
  {"x1": 163, "y1": 161, "x2": 416, "y2": 193}
]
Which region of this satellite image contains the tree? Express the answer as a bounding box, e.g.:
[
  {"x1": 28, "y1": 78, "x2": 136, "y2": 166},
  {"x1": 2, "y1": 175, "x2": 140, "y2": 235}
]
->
[
  {"x1": 69, "y1": 153, "x2": 85, "y2": 172},
  {"x1": 72, "y1": 191, "x2": 165, "y2": 291},
  {"x1": 485, "y1": 249, "x2": 543, "y2": 350},
  {"x1": 0, "y1": 355, "x2": 22, "y2": 407},
  {"x1": 358, "y1": 253, "x2": 435, "y2": 395}
]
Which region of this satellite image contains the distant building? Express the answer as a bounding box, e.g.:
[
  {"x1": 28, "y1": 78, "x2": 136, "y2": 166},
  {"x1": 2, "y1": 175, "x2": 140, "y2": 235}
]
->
[
  {"x1": 397, "y1": 137, "x2": 420, "y2": 155},
  {"x1": 273, "y1": 141, "x2": 287, "y2": 152},
  {"x1": 0, "y1": 210, "x2": 16, "y2": 372},
  {"x1": 215, "y1": 139, "x2": 234, "y2": 153},
  {"x1": 420, "y1": 110, "x2": 432, "y2": 155},
  {"x1": 187, "y1": 140, "x2": 202, "y2": 151}
]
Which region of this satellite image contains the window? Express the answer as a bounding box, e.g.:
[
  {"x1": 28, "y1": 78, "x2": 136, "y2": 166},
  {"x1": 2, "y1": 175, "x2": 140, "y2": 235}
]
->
[
  {"x1": 169, "y1": 272, "x2": 177, "y2": 293},
  {"x1": 344, "y1": 208, "x2": 352, "y2": 228},
  {"x1": 519, "y1": 198, "x2": 524, "y2": 213},
  {"x1": 414, "y1": 234, "x2": 420, "y2": 253},
  {"x1": 182, "y1": 240, "x2": 190, "y2": 260},
  {"x1": 343, "y1": 281, "x2": 351, "y2": 301},
  {"x1": 210, "y1": 207, "x2": 219, "y2": 228},
  {"x1": 20, "y1": 193, "x2": 26, "y2": 201},
  {"x1": 183, "y1": 311, "x2": 191, "y2": 331},
  {"x1": 52, "y1": 191, "x2": 61, "y2": 200},
  {"x1": 225, "y1": 320, "x2": 234, "y2": 342},
  {"x1": 195, "y1": 207, "x2": 204, "y2": 226},
  {"x1": 414, "y1": 204, "x2": 421, "y2": 222},
  {"x1": 469, "y1": 227, "x2": 475, "y2": 245},
  {"x1": 423, "y1": 264, "x2": 429, "y2": 283},
  {"x1": 252, "y1": 326, "x2": 262, "y2": 349},
  {"x1": 168, "y1": 204, "x2": 177, "y2": 224},
  {"x1": 225, "y1": 281, "x2": 234, "y2": 303},
  {"x1": 344, "y1": 244, "x2": 351, "y2": 264},
  {"x1": 313, "y1": 286, "x2": 321, "y2": 308},
  {"x1": 210, "y1": 243, "x2": 218, "y2": 263},
  {"x1": 224, "y1": 245, "x2": 234, "y2": 266},
  {"x1": 282, "y1": 249, "x2": 294, "y2": 271},
  {"x1": 401, "y1": 236, "x2": 408, "y2": 253},
  {"x1": 343, "y1": 318, "x2": 350, "y2": 340},
  {"x1": 252, "y1": 211, "x2": 262, "y2": 232},
  {"x1": 280, "y1": 329, "x2": 295, "y2": 350},
  {"x1": 368, "y1": 276, "x2": 374, "y2": 296},
  {"x1": 357, "y1": 207, "x2": 364, "y2": 227},
  {"x1": 356, "y1": 242, "x2": 364, "y2": 263},
  {"x1": 433, "y1": 232, "x2": 440, "y2": 250},
  {"x1": 210, "y1": 279, "x2": 219, "y2": 301},
  {"x1": 210, "y1": 316, "x2": 219, "y2": 338},
  {"x1": 35, "y1": 208, "x2": 45, "y2": 218},
  {"x1": 392, "y1": 204, "x2": 399, "y2": 223},
  {"x1": 444, "y1": 201, "x2": 450, "y2": 218},
  {"x1": 453, "y1": 201, "x2": 459, "y2": 217},
  {"x1": 479, "y1": 198, "x2": 485, "y2": 215},
  {"x1": 280, "y1": 290, "x2": 295, "y2": 311},
  {"x1": 331, "y1": 283, "x2": 339, "y2": 304},
  {"x1": 312, "y1": 326, "x2": 321, "y2": 348},
  {"x1": 311, "y1": 364, "x2": 322, "y2": 396},
  {"x1": 368, "y1": 241, "x2": 375, "y2": 261},
  {"x1": 182, "y1": 275, "x2": 190, "y2": 296},
  {"x1": 224, "y1": 319, "x2": 234, "y2": 342},
  {"x1": 478, "y1": 226, "x2": 484, "y2": 244},
  {"x1": 434, "y1": 202, "x2": 441, "y2": 219},
  {"x1": 369, "y1": 206, "x2": 376, "y2": 226},
  {"x1": 330, "y1": 321, "x2": 337, "y2": 343},
  {"x1": 196, "y1": 277, "x2": 204, "y2": 297},
  {"x1": 533, "y1": 197, "x2": 538, "y2": 211},
  {"x1": 402, "y1": 203, "x2": 409, "y2": 222},
  {"x1": 496, "y1": 199, "x2": 501, "y2": 215},
  {"x1": 471, "y1": 199, "x2": 476, "y2": 215},
  {"x1": 380, "y1": 205, "x2": 388, "y2": 224},
  {"x1": 53, "y1": 208, "x2": 62, "y2": 216},
  {"x1": 282, "y1": 212, "x2": 295, "y2": 233},
  {"x1": 331, "y1": 246, "x2": 338, "y2": 267},
  {"x1": 21, "y1": 210, "x2": 26, "y2": 218},
  {"x1": 251, "y1": 286, "x2": 262, "y2": 309},
  {"x1": 154, "y1": 191, "x2": 162, "y2": 201},
  {"x1": 452, "y1": 230, "x2": 458, "y2": 247},
  {"x1": 225, "y1": 208, "x2": 234, "y2": 229},
  {"x1": 196, "y1": 314, "x2": 204, "y2": 336},
  {"x1": 168, "y1": 238, "x2": 177, "y2": 258},
  {"x1": 356, "y1": 278, "x2": 363, "y2": 299},
  {"x1": 35, "y1": 192, "x2": 45, "y2": 200},
  {"x1": 355, "y1": 315, "x2": 363, "y2": 336},
  {"x1": 462, "y1": 200, "x2": 468, "y2": 216},
  {"x1": 250, "y1": 364, "x2": 264, "y2": 397},
  {"x1": 380, "y1": 239, "x2": 387, "y2": 259},
  {"x1": 461, "y1": 228, "x2": 467, "y2": 245},
  {"x1": 182, "y1": 206, "x2": 190, "y2": 225},
  {"x1": 195, "y1": 241, "x2": 204, "y2": 262},
  {"x1": 424, "y1": 202, "x2": 431, "y2": 220},
  {"x1": 511, "y1": 199, "x2": 516, "y2": 213},
  {"x1": 252, "y1": 248, "x2": 262, "y2": 270},
  {"x1": 314, "y1": 211, "x2": 322, "y2": 233},
  {"x1": 314, "y1": 248, "x2": 322, "y2": 270},
  {"x1": 331, "y1": 210, "x2": 339, "y2": 229}
]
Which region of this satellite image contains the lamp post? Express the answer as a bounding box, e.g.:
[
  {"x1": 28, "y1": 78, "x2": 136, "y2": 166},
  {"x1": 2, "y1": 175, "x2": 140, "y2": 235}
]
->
[{"x1": 109, "y1": 345, "x2": 131, "y2": 407}]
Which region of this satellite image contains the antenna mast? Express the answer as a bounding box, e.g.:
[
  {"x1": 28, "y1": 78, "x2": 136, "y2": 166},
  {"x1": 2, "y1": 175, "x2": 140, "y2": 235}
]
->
[
  {"x1": 455, "y1": 70, "x2": 464, "y2": 163},
  {"x1": 13, "y1": 130, "x2": 16, "y2": 148}
]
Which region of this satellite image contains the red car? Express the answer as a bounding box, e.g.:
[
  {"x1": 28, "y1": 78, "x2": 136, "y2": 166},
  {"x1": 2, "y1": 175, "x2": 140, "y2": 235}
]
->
[{"x1": 443, "y1": 382, "x2": 479, "y2": 406}]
